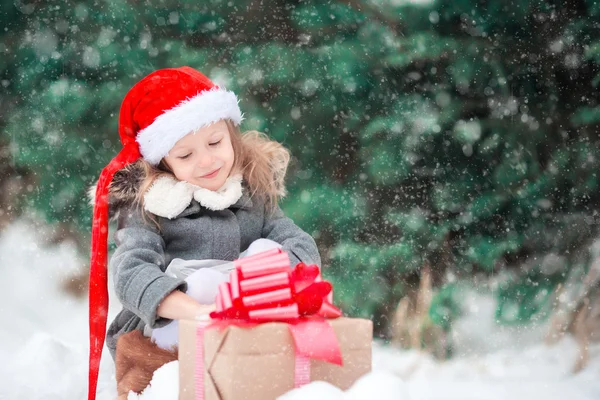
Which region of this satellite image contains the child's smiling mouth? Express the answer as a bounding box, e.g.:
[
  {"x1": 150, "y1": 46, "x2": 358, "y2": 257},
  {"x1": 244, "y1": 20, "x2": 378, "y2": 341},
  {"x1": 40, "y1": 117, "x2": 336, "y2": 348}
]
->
[{"x1": 200, "y1": 167, "x2": 220, "y2": 179}]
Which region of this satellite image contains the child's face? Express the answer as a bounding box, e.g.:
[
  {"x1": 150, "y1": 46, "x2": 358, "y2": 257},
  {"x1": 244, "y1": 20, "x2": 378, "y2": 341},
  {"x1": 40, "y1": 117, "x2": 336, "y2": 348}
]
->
[{"x1": 163, "y1": 119, "x2": 235, "y2": 191}]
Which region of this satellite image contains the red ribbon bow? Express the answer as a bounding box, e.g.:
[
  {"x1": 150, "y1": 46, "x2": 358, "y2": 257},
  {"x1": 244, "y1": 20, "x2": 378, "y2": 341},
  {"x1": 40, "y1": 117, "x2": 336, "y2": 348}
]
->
[
  {"x1": 209, "y1": 248, "x2": 343, "y2": 366},
  {"x1": 210, "y1": 248, "x2": 342, "y2": 323}
]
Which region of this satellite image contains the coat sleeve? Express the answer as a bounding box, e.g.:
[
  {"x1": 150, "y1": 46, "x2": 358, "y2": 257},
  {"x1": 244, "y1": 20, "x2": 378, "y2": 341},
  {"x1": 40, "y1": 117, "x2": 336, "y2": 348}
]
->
[
  {"x1": 109, "y1": 207, "x2": 188, "y2": 329},
  {"x1": 261, "y1": 201, "x2": 322, "y2": 268}
]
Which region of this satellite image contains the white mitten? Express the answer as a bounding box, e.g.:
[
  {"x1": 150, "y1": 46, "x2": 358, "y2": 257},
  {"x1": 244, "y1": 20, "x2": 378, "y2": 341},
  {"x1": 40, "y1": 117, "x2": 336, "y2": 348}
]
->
[
  {"x1": 150, "y1": 240, "x2": 281, "y2": 351},
  {"x1": 184, "y1": 266, "x2": 231, "y2": 304},
  {"x1": 151, "y1": 319, "x2": 180, "y2": 351},
  {"x1": 243, "y1": 238, "x2": 282, "y2": 256},
  {"x1": 151, "y1": 267, "x2": 229, "y2": 350}
]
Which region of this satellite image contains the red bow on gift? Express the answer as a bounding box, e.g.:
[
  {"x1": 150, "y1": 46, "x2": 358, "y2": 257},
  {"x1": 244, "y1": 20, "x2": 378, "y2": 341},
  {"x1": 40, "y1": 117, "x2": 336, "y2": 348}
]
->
[
  {"x1": 210, "y1": 248, "x2": 342, "y2": 322},
  {"x1": 208, "y1": 248, "x2": 344, "y2": 367}
]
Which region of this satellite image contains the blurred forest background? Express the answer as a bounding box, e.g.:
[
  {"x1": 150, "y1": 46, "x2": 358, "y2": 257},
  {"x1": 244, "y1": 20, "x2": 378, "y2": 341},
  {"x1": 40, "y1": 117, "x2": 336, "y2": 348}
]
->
[{"x1": 2, "y1": 0, "x2": 600, "y2": 358}]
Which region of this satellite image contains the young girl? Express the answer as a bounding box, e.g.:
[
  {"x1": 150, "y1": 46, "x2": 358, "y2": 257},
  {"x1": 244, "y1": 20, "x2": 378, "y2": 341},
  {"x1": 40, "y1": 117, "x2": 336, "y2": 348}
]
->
[{"x1": 88, "y1": 66, "x2": 321, "y2": 400}]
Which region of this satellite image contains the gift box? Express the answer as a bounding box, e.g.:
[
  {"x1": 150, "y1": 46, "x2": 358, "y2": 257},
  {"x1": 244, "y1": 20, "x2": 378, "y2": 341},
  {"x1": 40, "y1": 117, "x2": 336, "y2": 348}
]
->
[
  {"x1": 179, "y1": 316, "x2": 372, "y2": 399},
  {"x1": 177, "y1": 248, "x2": 373, "y2": 400}
]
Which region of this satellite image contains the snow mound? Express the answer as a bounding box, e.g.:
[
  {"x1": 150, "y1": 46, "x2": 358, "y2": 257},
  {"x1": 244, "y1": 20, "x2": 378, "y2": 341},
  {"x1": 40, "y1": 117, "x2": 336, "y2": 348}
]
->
[
  {"x1": 129, "y1": 361, "x2": 179, "y2": 400},
  {"x1": 4, "y1": 332, "x2": 86, "y2": 400},
  {"x1": 278, "y1": 380, "x2": 344, "y2": 400},
  {"x1": 345, "y1": 371, "x2": 409, "y2": 400},
  {"x1": 132, "y1": 364, "x2": 410, "y2": 400},
  {"x1": 3, "y1": 219, "x2": 600, "y2": 400}
]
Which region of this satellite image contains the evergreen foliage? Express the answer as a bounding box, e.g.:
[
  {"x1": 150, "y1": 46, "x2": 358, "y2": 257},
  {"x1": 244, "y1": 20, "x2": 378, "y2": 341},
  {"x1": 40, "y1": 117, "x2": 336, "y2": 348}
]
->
[{"x1": 3, "y1": 0, "x2": 600, "y2": 337}]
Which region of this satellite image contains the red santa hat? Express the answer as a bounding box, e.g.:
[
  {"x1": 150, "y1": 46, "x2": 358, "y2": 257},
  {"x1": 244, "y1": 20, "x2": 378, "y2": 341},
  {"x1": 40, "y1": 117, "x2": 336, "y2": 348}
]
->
[{"x1": 88, "y1": 66, "x2": 243, "y2": 400}]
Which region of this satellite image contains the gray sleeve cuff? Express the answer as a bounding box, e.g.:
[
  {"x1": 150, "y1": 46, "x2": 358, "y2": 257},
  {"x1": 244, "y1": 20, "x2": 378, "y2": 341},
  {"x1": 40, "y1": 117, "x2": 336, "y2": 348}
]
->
[
  {"x1": 121, "y1": 267, "x2": 188, "y2": 328},
  {"x1": 286, "y1": 251, "x2": 302, "y2": 268},
  {"x1": 283, "y1": 239, "x2": 319, "y2": 268}
]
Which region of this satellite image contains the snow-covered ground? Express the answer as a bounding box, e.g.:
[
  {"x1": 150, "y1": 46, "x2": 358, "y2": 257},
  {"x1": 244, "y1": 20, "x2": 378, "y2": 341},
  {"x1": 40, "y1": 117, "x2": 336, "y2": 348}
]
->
[{"x1": 1, "y1": 219, "x2": 599, "y2": 399}]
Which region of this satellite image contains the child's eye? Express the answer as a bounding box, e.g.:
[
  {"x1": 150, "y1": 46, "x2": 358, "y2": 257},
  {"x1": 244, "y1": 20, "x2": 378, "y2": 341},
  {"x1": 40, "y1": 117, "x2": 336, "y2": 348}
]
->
[
  {"x1": 209, "y1": 140, "x2": 222, "y2": 146},
  {"x1": 178, "y1": 153, "x2": 191, "y2": 160}
]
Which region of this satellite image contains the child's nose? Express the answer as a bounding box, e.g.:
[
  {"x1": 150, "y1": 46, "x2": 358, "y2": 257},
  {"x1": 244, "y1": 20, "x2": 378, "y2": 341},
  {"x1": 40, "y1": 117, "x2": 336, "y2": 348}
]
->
[{"x1": 197, "y1": 154, "x2": 215, "y2": 169}]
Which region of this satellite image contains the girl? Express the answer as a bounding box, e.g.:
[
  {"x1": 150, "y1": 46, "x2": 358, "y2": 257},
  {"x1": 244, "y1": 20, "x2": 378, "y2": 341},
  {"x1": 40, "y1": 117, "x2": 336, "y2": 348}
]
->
[{"x1": 88, "y1": 66, "x2": 321, "y2": 400}]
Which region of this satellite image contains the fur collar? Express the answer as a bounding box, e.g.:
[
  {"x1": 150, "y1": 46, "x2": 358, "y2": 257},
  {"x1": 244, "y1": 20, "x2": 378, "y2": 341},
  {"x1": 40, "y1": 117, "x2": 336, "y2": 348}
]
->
[
  {"x1": 89, "y1": 162, "x2": 249, "y2": 219},
  {"x1": 144, "y1": 174, "x2": 243, "y2": 219}
]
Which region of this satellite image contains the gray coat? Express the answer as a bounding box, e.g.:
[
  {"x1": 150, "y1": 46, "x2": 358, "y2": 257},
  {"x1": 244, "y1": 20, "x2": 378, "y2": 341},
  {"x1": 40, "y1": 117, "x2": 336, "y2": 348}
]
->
[{"x1": 106, "y1": 182, "x2": 321, "y2": 360}]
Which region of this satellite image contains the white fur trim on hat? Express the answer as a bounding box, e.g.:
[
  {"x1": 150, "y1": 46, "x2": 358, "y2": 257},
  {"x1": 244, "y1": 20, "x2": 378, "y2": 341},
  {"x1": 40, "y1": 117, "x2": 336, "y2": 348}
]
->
[
  {"x1": 144, "y1": 174, "x2": 243, "y2": 218},
  {"x1": 136, "y1": 87, "x2": 244, "y2": 165}
]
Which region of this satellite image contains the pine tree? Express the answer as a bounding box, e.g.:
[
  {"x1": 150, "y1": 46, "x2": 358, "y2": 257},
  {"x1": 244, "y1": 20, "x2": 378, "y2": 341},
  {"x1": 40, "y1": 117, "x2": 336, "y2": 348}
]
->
[{"x1": 3, "y1": 0, "x2": 600, "y2": 339}]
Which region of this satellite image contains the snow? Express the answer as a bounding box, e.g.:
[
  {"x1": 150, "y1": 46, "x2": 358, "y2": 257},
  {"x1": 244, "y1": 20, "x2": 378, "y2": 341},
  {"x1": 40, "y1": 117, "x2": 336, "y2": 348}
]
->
[{"x1": 2, "y1": 219, "x2": 600, "y2": 399}]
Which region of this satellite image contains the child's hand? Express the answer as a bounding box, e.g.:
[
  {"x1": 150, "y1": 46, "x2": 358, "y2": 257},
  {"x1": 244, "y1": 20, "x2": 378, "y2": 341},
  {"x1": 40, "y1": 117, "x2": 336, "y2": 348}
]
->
[
  {"x1": 152, "y1": 302, "x2": 215, "y2": 350},
  {"x1": 157, "y1": 291, "x2": 213, "y2": 321}
]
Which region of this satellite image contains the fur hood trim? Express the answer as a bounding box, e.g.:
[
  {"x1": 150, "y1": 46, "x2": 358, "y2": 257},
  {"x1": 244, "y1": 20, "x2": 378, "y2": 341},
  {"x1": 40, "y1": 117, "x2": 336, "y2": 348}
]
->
[{"x1": 87, "y1": 162, "x2": 145, "y2": 219}]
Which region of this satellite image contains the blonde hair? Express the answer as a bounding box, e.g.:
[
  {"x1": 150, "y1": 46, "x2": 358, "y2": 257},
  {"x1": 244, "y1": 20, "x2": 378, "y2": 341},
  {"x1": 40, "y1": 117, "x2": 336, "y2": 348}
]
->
[{"x1": 133, "y1": 119, "x2": 291, "y2": 215}]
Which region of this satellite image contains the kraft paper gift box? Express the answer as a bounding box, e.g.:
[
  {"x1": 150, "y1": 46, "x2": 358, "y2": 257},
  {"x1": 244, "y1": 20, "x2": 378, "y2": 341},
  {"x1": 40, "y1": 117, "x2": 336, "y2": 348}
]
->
[
  {"x1": 178, "y1": 247, "x2": 372, "y2": 400},
  {"x1": 178, "y1": 316, "x2": 372, "y2": 400}
]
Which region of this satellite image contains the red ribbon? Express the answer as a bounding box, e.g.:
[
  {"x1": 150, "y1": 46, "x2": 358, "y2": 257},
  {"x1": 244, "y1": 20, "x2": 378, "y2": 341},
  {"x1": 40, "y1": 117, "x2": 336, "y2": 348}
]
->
[
  {"x1": 194, "y1": 248, "x2": 343, "y2": 396},
  {"x1": 88, "y1": 144, "x2": 141, "y2": 400},
  {"x1": 211, "y1": 248, "x2": 343, "y2": 326}
]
